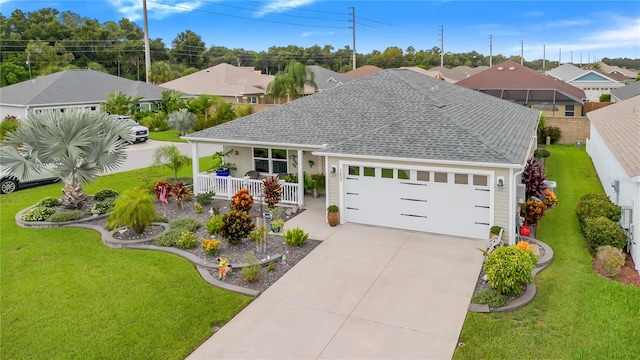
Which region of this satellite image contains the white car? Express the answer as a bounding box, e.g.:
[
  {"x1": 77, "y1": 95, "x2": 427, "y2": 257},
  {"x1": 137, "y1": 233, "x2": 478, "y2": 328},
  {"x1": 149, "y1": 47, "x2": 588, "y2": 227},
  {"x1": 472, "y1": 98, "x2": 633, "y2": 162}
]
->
[
  {"x1": 0, "y1": 166, "x2": 59, "y2": 194},
  {"x1": 114, "y1": 115, "x2": 149, "y2": 143}
]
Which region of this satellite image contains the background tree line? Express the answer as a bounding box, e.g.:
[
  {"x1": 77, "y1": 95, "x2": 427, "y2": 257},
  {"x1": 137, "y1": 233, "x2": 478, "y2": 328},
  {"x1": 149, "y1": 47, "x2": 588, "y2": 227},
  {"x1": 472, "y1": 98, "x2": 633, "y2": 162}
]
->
[{"x1": 2, "y1": 8, "x2": 638, "y2": 87}]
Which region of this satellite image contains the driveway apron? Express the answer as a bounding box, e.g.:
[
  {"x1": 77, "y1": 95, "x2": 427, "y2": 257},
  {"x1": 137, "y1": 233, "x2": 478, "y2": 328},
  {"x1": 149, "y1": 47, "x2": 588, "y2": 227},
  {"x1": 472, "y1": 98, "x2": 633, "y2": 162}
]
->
[{"x1": 187, "y1": 223, "x2": 485, "y2": 360}]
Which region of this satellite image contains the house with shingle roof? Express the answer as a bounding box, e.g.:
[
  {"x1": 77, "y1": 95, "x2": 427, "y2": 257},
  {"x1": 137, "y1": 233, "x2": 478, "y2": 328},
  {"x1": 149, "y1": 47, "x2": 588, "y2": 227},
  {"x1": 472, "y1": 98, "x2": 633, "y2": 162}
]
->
[
  {"x1": 428, "y1": 65, "x2": 489, "y2": 82},
  {"x1": 611, "y1": 82, "x2": 640, "y2": 102},
  {"x1": 546, "y1": 63, "x2": 625, "y2": 101},
  {"x1": 343, "y1": 65, "x2": 383, "y2": 78},
  {"x1": 184, "y1": 69, "x2": 541, "y2": 244},
  {"x1": 0, "y1": 69, "x2": 174, "y2": 120},
  {"x1": 586, "y1": 95, "x2": 640, "y2": 270},
  {"x1": 160, "y1": 63, "x2": 275, "y2": 105},
  {"x1": 598, "y1": 62, "x2": 639, "y2": 82},
  {"x1": 307, "y1": 65, "x2": 354, "y2": 91},
  {"x1": 457, "y1": 60, "x2": 586, "y2": 118}
]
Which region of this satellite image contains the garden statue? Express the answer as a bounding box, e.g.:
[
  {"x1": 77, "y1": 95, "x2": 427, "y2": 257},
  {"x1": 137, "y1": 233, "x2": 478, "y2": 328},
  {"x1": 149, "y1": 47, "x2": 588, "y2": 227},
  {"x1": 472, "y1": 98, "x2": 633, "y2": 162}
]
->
[{"x1": 217, "y1": 257, "x2": 232, "y2": 281}]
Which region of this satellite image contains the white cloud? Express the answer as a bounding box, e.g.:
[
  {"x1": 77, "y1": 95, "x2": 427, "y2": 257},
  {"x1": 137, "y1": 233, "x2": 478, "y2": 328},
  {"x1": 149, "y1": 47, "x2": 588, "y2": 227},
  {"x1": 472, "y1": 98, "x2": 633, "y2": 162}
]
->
[
  {"x1": 301, "y1": 31, "x2": 334, "y2": 38},
  {"x1": 255, "y1": 0, "x2": 317, "y2": 18},
  {"x1": 544, "y1": 19, "x2": 591, "y2": 28},
  {"x1": 108, "y1": 0, "x2": 203, "y2": 21}
]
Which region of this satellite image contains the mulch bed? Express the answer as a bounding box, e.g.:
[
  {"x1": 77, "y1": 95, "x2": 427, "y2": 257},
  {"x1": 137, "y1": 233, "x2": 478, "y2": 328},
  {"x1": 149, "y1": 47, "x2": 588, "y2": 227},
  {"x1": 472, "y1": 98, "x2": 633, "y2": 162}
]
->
[{"x1": 593, "y1": 253, "x2": 640, "y2": 287}]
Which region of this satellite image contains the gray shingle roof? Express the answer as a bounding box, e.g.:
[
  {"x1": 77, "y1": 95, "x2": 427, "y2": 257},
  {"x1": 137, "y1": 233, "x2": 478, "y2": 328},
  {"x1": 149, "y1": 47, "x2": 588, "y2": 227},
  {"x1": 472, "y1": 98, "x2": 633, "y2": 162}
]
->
[
  {"x1": 0, "y1": 69, "x2": 176, "y2": 106},
  {"x1": 611, "y1": 82, "x2": 640, "y2": 101},
  {"x1": 186, "y1": 69, "x2": 540, "y2": 165},
  {"x1": 307, "y1": 65, "x2": 354, "y2": 91}
]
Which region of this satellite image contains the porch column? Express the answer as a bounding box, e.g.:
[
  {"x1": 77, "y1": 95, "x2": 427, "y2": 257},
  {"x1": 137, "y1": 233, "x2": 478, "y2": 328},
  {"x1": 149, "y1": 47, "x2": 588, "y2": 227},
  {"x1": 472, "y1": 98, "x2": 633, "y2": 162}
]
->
[
  {"x1": 191, "y1": 142, "x2": 200, "y2": 194},
  {"x1": 297, "y1": 149, "x2": 304, "y2": 207}
]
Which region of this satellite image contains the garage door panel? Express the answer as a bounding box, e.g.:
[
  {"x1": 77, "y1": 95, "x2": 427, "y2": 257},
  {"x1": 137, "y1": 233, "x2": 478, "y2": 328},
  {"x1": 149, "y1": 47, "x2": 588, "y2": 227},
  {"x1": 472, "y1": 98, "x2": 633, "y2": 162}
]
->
[{"x1": 344, "y1": 165, "x2": 491, "y2": 239}]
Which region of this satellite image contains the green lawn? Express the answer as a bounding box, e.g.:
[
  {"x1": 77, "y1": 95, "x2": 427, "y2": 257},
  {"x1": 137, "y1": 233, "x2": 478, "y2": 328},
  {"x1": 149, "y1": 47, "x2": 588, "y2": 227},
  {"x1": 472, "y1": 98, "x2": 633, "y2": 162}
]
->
[
  {"x1": 454, "y1": 145, "x2": 640, "y2": 359},
  {"x1": 0, "y1": 158, "x2": 252, "y2": 359},
  {"x1": 148, "y1": 129, "x2": 186, "y2": 143}
]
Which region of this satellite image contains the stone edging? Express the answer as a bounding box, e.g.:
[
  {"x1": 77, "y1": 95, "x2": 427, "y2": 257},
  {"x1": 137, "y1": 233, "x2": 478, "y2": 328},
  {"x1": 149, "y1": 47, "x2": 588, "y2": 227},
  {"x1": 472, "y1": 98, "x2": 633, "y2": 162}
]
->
[
  {"x1": 16, "y1": 212, "x2": 276, "y2": 297},
  {"x1": 468, "y1": 237, "x2": 554, "y2": 313}
]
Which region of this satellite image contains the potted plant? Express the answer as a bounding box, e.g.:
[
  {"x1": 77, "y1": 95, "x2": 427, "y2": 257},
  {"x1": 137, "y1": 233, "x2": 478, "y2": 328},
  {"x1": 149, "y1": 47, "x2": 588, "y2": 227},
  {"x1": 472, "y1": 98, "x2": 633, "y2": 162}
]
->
[
  {"x1": 327, "y1": 205, "x2": 339, "y2": 227},
  {"x1": 270, "y1": 218, "x2": 285, "y2": 233},
  {"x1": 209, "y1": 149, "x2": 236, "y2": 176},
  {"x1": 489, "y1": 225, "x2": 502, "y2": 239}
]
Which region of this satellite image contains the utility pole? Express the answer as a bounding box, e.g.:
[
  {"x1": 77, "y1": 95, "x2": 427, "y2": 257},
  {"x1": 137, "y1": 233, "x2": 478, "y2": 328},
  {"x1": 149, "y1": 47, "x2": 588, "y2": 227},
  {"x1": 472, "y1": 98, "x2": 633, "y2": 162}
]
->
[
  {"x1": 520, "y1": 40, "x2": 524, "y2": 65},
  {"x1": 488, "y1": 34, "x2": 493, "y2": 67},
  {"x1": 143, "y1": 0, "x2": 151, "y2": 83},
  {"x1": 351, "y1": 7, "x2": 356, "y2": 70},
  {"x1": 440, "y1": 25, "x2": 444, "y2": 67},
  {"x1": 543, "y1": 44, "x2": 546, "y2": 69},
  {"x1": 559, "y1": 48, "x2": 562, "y2": 65},
  {"x1": 570, "y1": 50, "x2": 573, "y2": 64}
]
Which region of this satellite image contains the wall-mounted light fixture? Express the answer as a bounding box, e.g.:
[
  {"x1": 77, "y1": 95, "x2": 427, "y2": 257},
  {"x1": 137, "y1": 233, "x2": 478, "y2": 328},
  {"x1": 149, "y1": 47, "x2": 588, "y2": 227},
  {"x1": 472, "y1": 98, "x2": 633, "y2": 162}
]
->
[
  {"x1": 497, "y1": 176, "x2": 505, "y2": 188},
  {"x1": 331, "y1": 165, "x2": 337, "y2": 175}
]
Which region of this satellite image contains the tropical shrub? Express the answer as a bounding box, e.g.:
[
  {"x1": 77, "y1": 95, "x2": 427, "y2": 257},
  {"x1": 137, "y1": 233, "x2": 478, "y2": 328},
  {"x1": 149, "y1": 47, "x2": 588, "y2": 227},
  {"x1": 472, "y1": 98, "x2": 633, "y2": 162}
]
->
[
  {"x1": 248, "y1": 226, "x2": 269, "y2": 244},
  {"x1": 538, "y1": 126, "x2": 562, "y2": 144},
  {"x1": 516, "y1": 240, "x2": 532, "y2": 252},
  {"x1": 220, "y1": 210, "x2": 255, "y2": 245},
  {"x1": 575, "y1": 193, "x2": 621, "y2": 229},
  {"x1": 267, "y1": 261, "x2": 277, "y2": 272},
  {"x1": 543, "y1": 189, "x2": 557, "y2": 207},
  {"x1": 284, "y1": 227, "x2": 309, "y2": 247},
  {"x1": 194, "y1": 202, "x2": 203, "y2": 214},
  {"x1": 583, "y1": 216, "x2": 627, "y2": 251},
  {"x1": 153, "y1": 229, "x2": 180, "y2": 247},
  {"x1": 88, "y1": 201, "x2": 114, "y2": 215},
  {"x1": 262, "y1": 176, "x2": 282, "y2": 209},
  {"x1": 176, "y1": 231, "x2": 198, "y2": 249},
  {"x1": 0, "y1": 115, "x2": 20, "y2": 140},
  {"x1": 471, "y1": 289, "x2": 507, "y2": 308},
  {"x1": 201, "y1": 238, "x2": 221, "y2": 256},
  {"x1": 170, "y1": 218, "x2": 201, "y2": 232},
  {"x1": 534, "y1": 148, "x2": 551, "y2": 158},
  {"x1": 599, "y1": 93, "x2": 611, "y2": 102},
  {"x1": 154, "y1": 181, "x2": 172, "y2": 200},
  {"x1": 205, "y1": 215, "x2": 223, "y2": 235},
  {"x1": 107, "y1": 188, "x2": 156, "y2": 234},
  {"x1": 93, "y1": 189, "x2": 119, "y2": 201},
  {"x1": 169, "y1": 182, "x2": 192, "y2": 209},
  {"x1": 21, "y1": 207, "x2": 56, "y2": 222},
  {"x1": 521, "y1": 158, "x2": 547, "y2": 200},
  {"x1": 483, "y1": 245, "x2": 537, "y2": 296},
  {"x1": 596, "y1": 245, "x2": 625, "y2": 278},
  {"x1": 240, "y1": 252, "x2": 261, "y2": 283},
  {"x1": 231, "y1": 188, "x2": 253, "y2": 212},
  {"x1": 196, "y1": 191, "x2": 215, "y2": 205},
  {"x1": 270, "y1": 218, "x2": 285, "y2": 233},
  {"x1": 139, "y1": 112, "x2": 169, "y2": 131},
  {"x1": 35, "y1": 197, "x2": 60, "y2": 208},
  {"x1": 47, "y1": 210, "x2": 84, "y2": 222},
  {"x1": 521, "y1": 199, "x2": 546, "y2": 225}
]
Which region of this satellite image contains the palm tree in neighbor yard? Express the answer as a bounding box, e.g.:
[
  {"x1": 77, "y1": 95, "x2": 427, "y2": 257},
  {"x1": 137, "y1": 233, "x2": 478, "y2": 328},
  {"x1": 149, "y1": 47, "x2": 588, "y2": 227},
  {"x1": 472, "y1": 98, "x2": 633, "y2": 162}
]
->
[
  {"x1": 0, "y1": 109, "x2": 132, "y2": 208},
  {"x1": 267, "y1": 60, "x2": 318, "y2": 103}
]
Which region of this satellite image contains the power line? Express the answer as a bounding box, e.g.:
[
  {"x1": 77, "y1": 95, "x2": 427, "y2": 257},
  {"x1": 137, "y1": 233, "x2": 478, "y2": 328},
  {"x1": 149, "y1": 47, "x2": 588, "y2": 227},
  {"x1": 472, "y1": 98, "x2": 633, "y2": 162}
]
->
[
  {"x1": 247, "y1": 0, "x2": 348, "y2": 15},
  {"x1": 200, "y1": 0, "x2": 349, "y2": 23}
]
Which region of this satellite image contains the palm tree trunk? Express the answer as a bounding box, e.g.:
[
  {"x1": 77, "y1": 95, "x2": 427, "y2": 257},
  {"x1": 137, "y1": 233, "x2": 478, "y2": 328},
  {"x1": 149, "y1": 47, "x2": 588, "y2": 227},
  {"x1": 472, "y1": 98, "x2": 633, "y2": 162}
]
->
[{"x1": 60, "y1": 183, "x2": 86, "y2": 209}]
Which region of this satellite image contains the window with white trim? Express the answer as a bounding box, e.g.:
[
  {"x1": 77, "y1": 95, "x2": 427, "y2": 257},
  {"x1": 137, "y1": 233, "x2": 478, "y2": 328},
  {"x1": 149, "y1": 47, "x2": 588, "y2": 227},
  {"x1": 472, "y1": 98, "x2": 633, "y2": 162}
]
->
[
  {"x1": 253, "y1": 147, "x2": 288, "y2": 174},
  {"x1": 247, "y1": 96, "x2": 258, "y2": 104}
]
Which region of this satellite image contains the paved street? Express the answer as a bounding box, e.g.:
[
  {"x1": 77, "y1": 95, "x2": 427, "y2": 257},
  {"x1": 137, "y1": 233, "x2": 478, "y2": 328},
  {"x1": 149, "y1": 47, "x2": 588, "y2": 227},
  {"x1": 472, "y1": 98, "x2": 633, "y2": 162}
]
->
[{"x1": 105, "y1": 140, "x2": 222, "y2": 174}]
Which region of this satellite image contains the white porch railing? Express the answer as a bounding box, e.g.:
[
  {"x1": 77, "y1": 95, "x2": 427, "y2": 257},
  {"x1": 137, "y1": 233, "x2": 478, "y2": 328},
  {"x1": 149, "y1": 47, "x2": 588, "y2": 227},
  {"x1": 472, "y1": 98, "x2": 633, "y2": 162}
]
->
[{"x1": 196, "y1": 174, "x2": 300, "y2": 205}]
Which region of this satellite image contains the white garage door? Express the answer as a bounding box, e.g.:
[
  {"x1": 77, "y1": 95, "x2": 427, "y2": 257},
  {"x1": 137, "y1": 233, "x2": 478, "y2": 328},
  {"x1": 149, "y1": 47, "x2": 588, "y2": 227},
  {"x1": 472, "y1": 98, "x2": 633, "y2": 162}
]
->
[{"x1": 344, "y1": 165, "x2": 491, "y2": 239}]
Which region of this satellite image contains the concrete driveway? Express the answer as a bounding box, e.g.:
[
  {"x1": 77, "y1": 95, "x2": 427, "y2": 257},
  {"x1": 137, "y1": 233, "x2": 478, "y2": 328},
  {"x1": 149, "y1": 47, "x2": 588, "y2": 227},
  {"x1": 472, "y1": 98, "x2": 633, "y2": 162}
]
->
[{"x1": 187, "y1": 221, "x2": 485, "y2": 359}]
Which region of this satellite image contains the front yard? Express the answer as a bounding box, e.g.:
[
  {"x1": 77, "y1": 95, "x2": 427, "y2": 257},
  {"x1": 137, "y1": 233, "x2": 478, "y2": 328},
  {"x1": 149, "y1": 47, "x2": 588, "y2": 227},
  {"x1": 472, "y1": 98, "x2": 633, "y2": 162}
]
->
[
  {"x1": 455, "y1": 145, "x2": 640, "y2": 359},
  {"x1": 0, "y1": 159, "x2": 252, "y2": 359}
]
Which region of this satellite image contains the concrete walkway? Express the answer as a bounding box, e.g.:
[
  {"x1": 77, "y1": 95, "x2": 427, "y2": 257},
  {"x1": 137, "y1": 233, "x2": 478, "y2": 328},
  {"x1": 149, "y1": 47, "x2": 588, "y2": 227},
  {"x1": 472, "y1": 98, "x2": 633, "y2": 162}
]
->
[{"x1": 187, "y1": 198, "x2": 485, "y2": 359}]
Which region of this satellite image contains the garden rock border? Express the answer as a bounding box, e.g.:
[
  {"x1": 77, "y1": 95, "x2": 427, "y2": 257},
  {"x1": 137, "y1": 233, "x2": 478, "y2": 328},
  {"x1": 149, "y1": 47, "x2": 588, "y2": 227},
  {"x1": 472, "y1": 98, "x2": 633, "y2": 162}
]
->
[
  {"x1": 15, "y1": 209, "x2": 282, "y2": 297},
  {"x1": 468, "y1": 237, "x2": 553, "y2": 313}
]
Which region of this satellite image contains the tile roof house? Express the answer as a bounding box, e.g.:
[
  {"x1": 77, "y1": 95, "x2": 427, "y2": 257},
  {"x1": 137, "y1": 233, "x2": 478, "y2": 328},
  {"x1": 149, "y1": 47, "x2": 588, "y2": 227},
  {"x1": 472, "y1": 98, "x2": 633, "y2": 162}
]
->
[
  {"x1": 546, "y1": 63, "x2": 625, "y2": 101},
  {"x1": 343, "y1": 65, "x2": 383, "y2": 78},
  {"x1": 598, "y1": 62, "x2": 639, "y2": 82},
  {"x1": 457, "y1": 60, "x2": 586, "y2": 118},
  {"x1": 610, "y1": 81, "x2": 640, "y2": 102},
  {"x1": 160, "y1": 63, "x2": 275, "y2": 105},
  {"x1": 586, "y1": 95, "x2": 640, "y2": 270},
  {"x1": 0, "y1": 69, "x2": 174, "y2": 120},
  {"x1": 184, "y1": 69, "x2": 541, "y2": 244}
]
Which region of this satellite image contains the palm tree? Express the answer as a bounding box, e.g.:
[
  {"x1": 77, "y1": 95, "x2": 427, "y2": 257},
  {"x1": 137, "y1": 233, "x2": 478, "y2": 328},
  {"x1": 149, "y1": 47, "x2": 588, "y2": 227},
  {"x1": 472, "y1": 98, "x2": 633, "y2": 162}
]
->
[
  {"x1": 0, "y1": 109, "x2": 132, "y2": 208},
  {"x1": 167, "y1": 109, "x2": 196, "y2": 136},
  {"x1": 267, "y1": 60, "x2": 318, "y2": 103},
  {"x1": 102, "y1": 91, "x2": 143, "y2": 116},
  {"x1": 148, "y1": 61, "x2": 174, "y2": 84},
  {"x1": 152, "y1": 145, "x2": 191, "y2": 181}
]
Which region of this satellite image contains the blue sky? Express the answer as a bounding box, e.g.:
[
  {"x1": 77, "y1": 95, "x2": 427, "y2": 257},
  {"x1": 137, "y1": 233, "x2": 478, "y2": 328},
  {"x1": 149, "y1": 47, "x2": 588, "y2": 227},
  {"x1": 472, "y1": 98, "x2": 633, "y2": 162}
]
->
[{"x1": 1, "y1": 0, "x2": 639, "y2": 61}]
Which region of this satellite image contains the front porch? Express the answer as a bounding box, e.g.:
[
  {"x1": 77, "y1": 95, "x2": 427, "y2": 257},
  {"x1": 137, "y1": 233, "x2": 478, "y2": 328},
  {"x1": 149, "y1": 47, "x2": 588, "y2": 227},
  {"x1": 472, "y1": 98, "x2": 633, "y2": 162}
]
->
[{"x1": 195, "y1": 173, "x2": 301, "y2": 206}]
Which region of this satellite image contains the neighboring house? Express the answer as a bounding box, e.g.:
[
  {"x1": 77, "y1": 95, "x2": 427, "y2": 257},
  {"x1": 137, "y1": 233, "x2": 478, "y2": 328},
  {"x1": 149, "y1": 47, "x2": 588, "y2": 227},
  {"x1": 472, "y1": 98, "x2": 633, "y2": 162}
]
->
[
  {"x1": 160, "y1": 63, "x2": 274, "y2": 105},
  {"x1": 402, "y1": 67, "x2": 453, "y2": 83},
  {"x1": 0, "y1": 69, "x2": 173, "y2": 120},
  {"x1": 343, "y1": 65, "x2": 383, "y2": 78},
  {"x1": 546, "y1": 63, "x2": 625, "y2": 101},
  {"x1": 586, "y1": 96, "x2": 640, "y2": 270},
  {"x1": 598, "y1": 62, "x2": 639, "y2": 83},
  {"x1": 184, "y1": 69, "x2": 541, "y2": 244},
  {"x1": 457, "y1": 60, "x2": 586, "y2": 118},
  {"x1": 429, "y1": 65, "x2": 489, "y2": 82},
  {"x1": 307, "y1": 65, "x2": 354, "y2": 91},
  {"x1": 610, "y1": 82, "x2": 640, "y2": 102}
]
